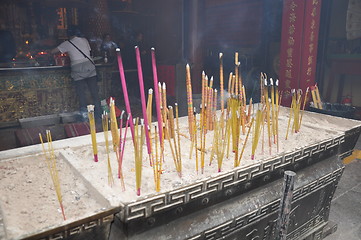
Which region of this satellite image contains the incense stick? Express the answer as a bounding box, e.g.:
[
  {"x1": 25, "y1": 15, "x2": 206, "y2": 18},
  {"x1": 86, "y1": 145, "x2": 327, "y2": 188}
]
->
[
  {"x1": 135, "y1": 46, "x2": 152, "y2": 165},
  {"x1": 102, "y1": 112, "x2": 114, "y2": 186},
  {"x1": 39, "y1": 131, "x2": 66, "y2": 220},
  {"x1": 87, "y1": 105, "x2": 98, "y2": 162}
]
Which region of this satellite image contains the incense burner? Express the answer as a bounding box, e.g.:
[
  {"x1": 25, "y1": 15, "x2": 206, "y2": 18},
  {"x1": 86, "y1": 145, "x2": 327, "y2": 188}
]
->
[{"x1": 0, "y1": 109, "x2": 360, "y2": 240}]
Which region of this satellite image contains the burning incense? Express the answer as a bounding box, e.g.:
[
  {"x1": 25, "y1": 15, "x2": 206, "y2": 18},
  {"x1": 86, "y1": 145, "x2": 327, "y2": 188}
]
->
[
  {"x1": 185, "y1": 64, "x2": 194, "y2": 139},
  {"x1": 162, "y1": 82, "x2": 170, "y2": 139},
  {"x1": 151, "y1": 48, "x2": 164, "y2": 149},
  {"x1": 116, "y1": 49, "x2": 135, "y2": 139},
  {"x1": 39, "y1": 131, "x2": 66, "y2": 220},
  {"x1": 87, "y1": 105, "x2": 98, "y2": 162},
  {"x1": 147, "y1": 88, "x2": 153, "y2": 123},
  {"x1": 220, "y1": 53, "x2": 224, "y2": 114},
  {"x1": 135, "y1": 46, "x2": 152, "y2": 164},
  {"x1": 270, "y1": 79, "x2": 276, "y2": 144},
  {"x1": 109, "y1": 98, "x2": 120, "y2": 152},
  {"x1": 175, "y1": 103, "x2": 182, "y2": 173},
  {"x1": 102, "y1": 112, "x2": 114, "y2": 186}
]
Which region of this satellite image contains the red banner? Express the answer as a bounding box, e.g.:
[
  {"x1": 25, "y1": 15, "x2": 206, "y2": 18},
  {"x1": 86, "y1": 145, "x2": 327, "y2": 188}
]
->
[
  {"x1": 279, "y1": 0, "x2": 322, "y2": 106},
  {"x1": 299, "y1": 0, "x2": 322, "y2": 91}
]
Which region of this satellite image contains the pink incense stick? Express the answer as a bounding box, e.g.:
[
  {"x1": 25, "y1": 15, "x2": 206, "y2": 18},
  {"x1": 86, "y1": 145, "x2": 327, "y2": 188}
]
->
[
  {"x1": 116, "y1": 48, "x2": 135, "y2": 140},
  {"x1": 118, "y1": 110, "x2": 125, "y2": 178},
  {"x1": 135, "y1": 46, "x2": 152, "y2": 164},
  {"x1": 151, "y1": 48, "x2": 163, "y2": 148}
]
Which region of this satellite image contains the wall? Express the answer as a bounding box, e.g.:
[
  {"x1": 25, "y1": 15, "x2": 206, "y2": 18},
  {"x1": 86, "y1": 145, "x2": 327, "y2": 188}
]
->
[{"x1": 323, "y1": 0, "x2": 361, "y2": 107}]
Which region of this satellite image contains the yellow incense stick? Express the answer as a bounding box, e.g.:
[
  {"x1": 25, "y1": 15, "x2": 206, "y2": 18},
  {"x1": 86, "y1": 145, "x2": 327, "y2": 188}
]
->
[
  {"x1": 109, "y1": 98, "x2": 120, "y2": 151},
  {"x1": 39, "y1": 131, "x2": 66, "y2": 220},
  {"x1": 147, "y1": 88, "x2": 153, "y2": 122},
  {"x1": 299, "y1": 87, "x2": 309, "y2": 129},
  {"x1": 237, "y1": 117, "x2": 254, "y2": 166},
  {"x1": 286, "y1": 90, "x2": 296, "y2": 140},
  {"x1": 87, "y1": 105, "x2": 98, "y2": 162},
  {"x1": 102, "y1": 113, "x2": 114, "y2": 186},
  {"x1": 220, "y1": 53, "x2": 224, "y2": 114}
]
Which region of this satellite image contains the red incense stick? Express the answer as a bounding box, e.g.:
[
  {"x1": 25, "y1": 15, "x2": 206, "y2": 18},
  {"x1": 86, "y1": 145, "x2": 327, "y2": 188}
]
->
[
  {"x1": 116, "y1": 48, "x2": 135, "y2": 140},
  {"x1": 135, "y1": 46, "x2": 152, "y2": 165},
  {"x1": 151, "y1": 48, "x2": 163, "y2": 149}
]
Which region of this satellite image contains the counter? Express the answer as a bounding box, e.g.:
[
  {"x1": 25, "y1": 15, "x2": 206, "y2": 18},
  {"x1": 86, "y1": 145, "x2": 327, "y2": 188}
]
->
[{"x1": 0, "y1": 64, "x2": 118, "y2": 124}]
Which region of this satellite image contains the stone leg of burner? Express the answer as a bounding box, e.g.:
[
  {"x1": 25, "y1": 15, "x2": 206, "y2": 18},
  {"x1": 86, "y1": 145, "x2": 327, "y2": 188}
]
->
[{"x1": 275, "y1": 170, "x2": 296, "y2": 240}]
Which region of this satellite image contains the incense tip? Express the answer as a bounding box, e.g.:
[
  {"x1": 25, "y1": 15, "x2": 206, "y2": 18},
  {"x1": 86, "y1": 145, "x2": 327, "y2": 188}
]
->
[
  {"x1": 175, "y1": 102, "x2": 178, "y2": 106},
  {"x1": 270, "y1": 78, "x2": 273, "y2": 85},
  {"x1": 87, "y1": 104, "x2": 94, "y2": 112},
  {"x1": 158, "y1": 82, "x2": 161, "y2": 87},
  {"x1": 219, "y1": 52, "x2": 223, "y2": 58},
  {"x1": 168, "y1": 105, "x2": 173, "y2": 109},
  {"x1": 276, "y1": 79, "x2": 279, "y2": 86},
  {"x1": 210, "y1": 76, "x2": 214, "y2": 81},
  {"x1": 137, "y1": 188, "x2": 141, "y2": 196},
  {"x1": 202, "y1": 70, "x2": 205, "y2": 75},
  {"x1": 149, "y1": 88, "x2": 153, "y2": 94},
  {"x1": 186, "y1": 63, "x2": 190, "y2": 68},
  {"x1": 162, "y1": 82, "x2": 166, "y2": 88},
  {"x1": 94, "y1": 154, "x2": 98, "y2": 162},
  {"x1": 116, "y1": 48, "x2": 120, "y2": 52},
  {"x1": 135, "y1": 45, "x2": 138, "y2": 49},
  {"x1": 151, "y1": 47, "x2": 155, "y2": 51}
]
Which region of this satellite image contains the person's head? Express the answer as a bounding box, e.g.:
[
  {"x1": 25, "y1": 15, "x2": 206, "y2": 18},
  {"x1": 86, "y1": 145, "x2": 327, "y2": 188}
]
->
[
  {"x1": 103, "y1": 33, "x2": 111, "y2": 41},
  {"x1": 67, "y1": 25, "x2": 82, "y2": 38}
]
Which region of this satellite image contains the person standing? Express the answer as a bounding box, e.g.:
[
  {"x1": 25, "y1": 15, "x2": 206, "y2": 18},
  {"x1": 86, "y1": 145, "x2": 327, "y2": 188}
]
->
[{"x1": 51, "y1": 26, "x2": 102, "y2": 122}]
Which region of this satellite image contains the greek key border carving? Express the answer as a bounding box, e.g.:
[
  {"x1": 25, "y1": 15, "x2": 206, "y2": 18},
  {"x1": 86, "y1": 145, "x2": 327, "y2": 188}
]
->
[
  {"x1": 187, "y1": 168, "x2": 343, "y2": 240},
  {"x1": 37, "y1": 214, "x2": 114, "y2": 240},
  {"x1": 123, "y1": 135, "x2": 345, "y2": 222}
]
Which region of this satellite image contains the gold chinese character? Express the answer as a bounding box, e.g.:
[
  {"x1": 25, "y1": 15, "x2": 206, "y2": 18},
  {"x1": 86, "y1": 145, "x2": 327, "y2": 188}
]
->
[
  {"x1": 311, "y1": 19, "x2": 316, "y2": 30},
  {"x1": 309, "y1": 43, "x2": 314, "y2": 53},
  {"x1": 287, "y1": 58, "x2": 293, "y2": 68},
  {"x1": 306, "y1": 79, "x2": 311, "y2": 82},
  {"x1": 288, "y1": 36, "x2": 295, "y2": 46},
  {"x1": 289, "y1": 13, "x2": 296, "y2": 23},
  {"x1": 287, "y1": 48, "x2": 293, "y2": 58},
  {"x1": 286, "y1": 69, "x2": 292, "y2": 78},
  {"x1": 290, "y1": 1, "x2": 297, "y2": 11},
  {"x1": 310, "y1": 31, "x2": 314, "y2": 42},
  {"x1": 313, "y1": 0, "x2": 319, "y2": 5},
  {"x1": 285, "y1": 79, "x2": 291, "y2": 89},
  {"x1": 308, "y1": 56, "x2": 313, "y2": 65},
  {"x1": 289, "y1": 24, "x2": 295, "y2": 35},
  {"x1": 307, "y1": 67, "x2": 312, "y2": 76},
  {"x1": 311, "y1": 7, "x2": 317, "y2": 17}
]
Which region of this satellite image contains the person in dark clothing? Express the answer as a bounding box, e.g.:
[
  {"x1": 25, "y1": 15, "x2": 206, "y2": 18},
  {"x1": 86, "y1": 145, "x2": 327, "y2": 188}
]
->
[{"x1": 0, "y1": 29, "x2": 16, "y2": 63}]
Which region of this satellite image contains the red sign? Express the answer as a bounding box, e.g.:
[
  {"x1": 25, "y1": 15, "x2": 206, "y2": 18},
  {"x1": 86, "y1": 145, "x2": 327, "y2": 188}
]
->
[{"x1": 279, "y1": 0, "x2": 322, "y2": 106}]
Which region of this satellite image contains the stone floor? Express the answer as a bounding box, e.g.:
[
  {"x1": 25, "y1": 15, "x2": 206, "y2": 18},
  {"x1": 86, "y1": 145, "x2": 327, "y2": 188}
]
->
[{"x1": 323, "y1": 141, "x2": 361, "y2": 240}]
